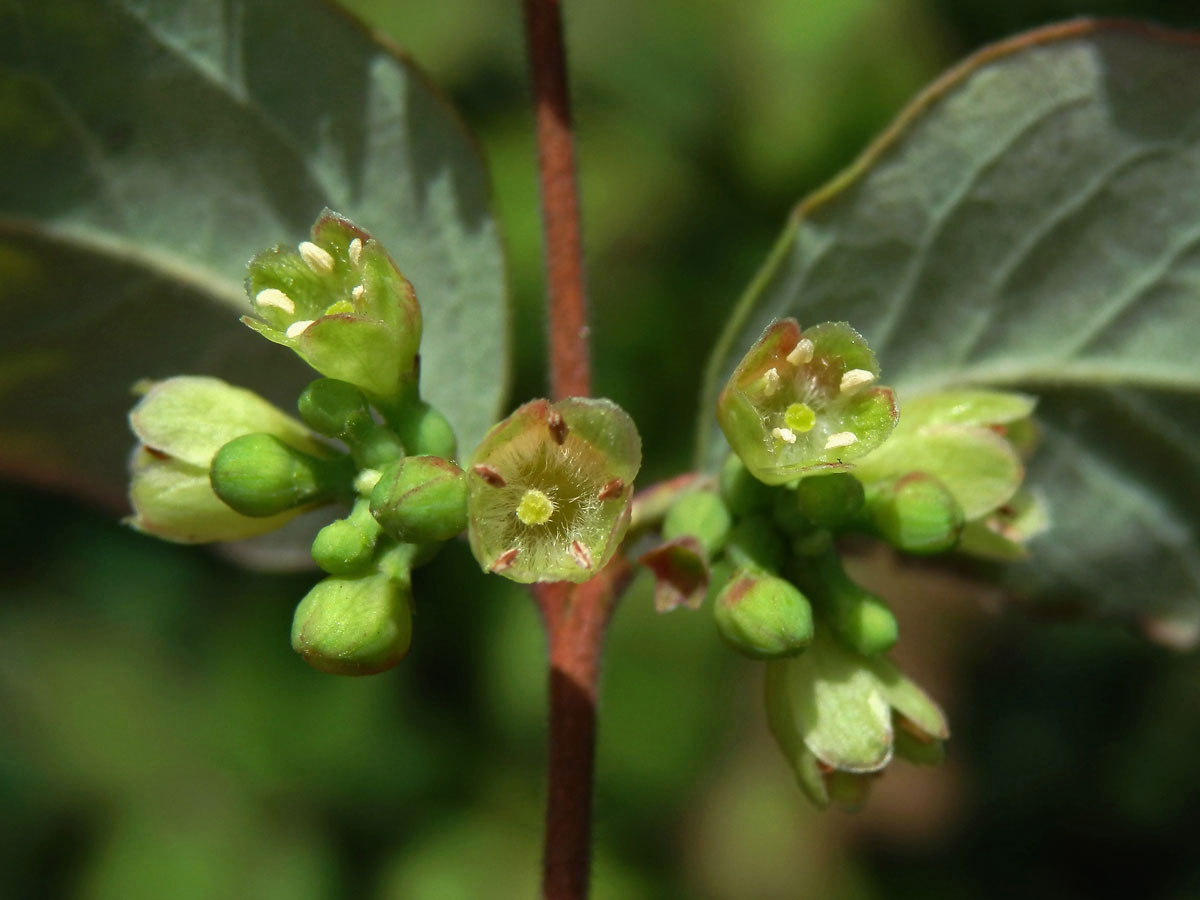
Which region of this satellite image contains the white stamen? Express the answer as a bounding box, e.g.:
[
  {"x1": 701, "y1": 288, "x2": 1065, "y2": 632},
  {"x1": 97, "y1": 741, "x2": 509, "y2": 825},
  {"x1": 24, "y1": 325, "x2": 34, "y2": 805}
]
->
[
  {"x1": 772, "y1": 427, "x2": 797, "y2": 444},
  {"x1": 569, "y1": 540, "x2": 593, "y2": 570},
  {"x1": 351, "y1": 284, "x2": 365, "y2": 301},
  {"x1": 839, "y1": 368, "x2": 876, "y2": 393},
  {"x1": 824, "y1": 431, "x2": 858, "y2": 449},
  {"x1": 299, "y1": 241, "x2": 335, "y2": 274},
  {"x1": 285, "y1": 319, "x2": 315, "y2": 339},
  {"x1": 255, "y1": 288, "x2": 295, "y2": 314},
  {"x1": 761, "y1": 367, "x2": 781, "y2": 397},
  {"x1": 348, "y1": 238, "x2": 363, "y2": 265},
  {"x1": 786, "y1": 338, "x2": 814, "y2": 367}
]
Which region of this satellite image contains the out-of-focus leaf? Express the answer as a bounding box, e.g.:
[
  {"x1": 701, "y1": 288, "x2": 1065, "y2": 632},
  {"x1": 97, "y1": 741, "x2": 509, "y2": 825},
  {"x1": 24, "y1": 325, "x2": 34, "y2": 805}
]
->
[
  {"x1": 699, "y1": 22, "x2": 1200, "y2": 640},
  {"x1": 0, "y1": 0, "x2": 508, "y2": 510}
]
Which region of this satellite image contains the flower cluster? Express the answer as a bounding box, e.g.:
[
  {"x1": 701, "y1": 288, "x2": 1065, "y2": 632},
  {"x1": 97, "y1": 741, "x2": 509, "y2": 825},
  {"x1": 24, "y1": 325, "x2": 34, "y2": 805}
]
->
[{"x1": 640, "y1": 317, "x2": 1043, "y2": 810}]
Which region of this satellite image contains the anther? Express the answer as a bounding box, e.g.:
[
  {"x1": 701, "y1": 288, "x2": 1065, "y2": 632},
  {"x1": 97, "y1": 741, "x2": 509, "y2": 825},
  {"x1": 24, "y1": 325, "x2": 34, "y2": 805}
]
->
[
  {"x1": 824, "y1": 431, "x2": 858, "y2": 449},
  {"x1": 255, "y1": 288, "x2": 295, "y2": 314},
  {"x1": 471, "y1": 464, "x2": 506, "y2": 487},
  {"x1": 491, "y1": 548, "x2": 519, "y2": 573},
  {"x1": 348, "y1": 238, "x2": 363, "y2": 265},
  {"x1": 761, "y1": 367, "x2": 781, "y2": 397},
  {"x1": 285, "y1": 319, "x2": 315, "y2": 339},
  {"x1": 547, "y1": 410, "x2": 568, "y2": 445},
  {"x1": 772, "y1": 427, "x2": 797, "y2": 444},
  {"x1": 598, "y1": 478, "x2": 625, "y2": 501},
  {"x1": 570, "y1": 540, "x2": 593, "y2": 569},
  {"x1": 839, "y1": 369, "x2": 875, "y2": 393},
  {"x1": 351, "y1": 284, "x2": 365, "y2": 301},
  {"x1": 786, "y1": 338, "x2": 814, "y2": 367},
  {"x1": 299, "y1": 241, "x2": 335, "y2": 274}
]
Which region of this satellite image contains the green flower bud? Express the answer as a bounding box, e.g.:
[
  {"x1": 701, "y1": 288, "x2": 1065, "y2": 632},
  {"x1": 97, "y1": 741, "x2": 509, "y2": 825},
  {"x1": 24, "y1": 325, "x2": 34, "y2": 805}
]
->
[
  {"x1": 311, "y1": 498, "x2": 382, "y2": 575},
  {"x1": 467, "y1": 397, "x2": 641, "y2": 583},
  {"x1": 719, "y1": 452, "x2": 773, "y2": 516},
  {"x1": 795, "y1": 548, "x2": 898, "y2": 656},
  {"x1": 662, "y1": 490, "x2": 732, "y2": 556},
  {"x1": 127, "y1": 376, "x2": 329, "y2": 543},
  {"x1": 723, "y1": 515, "x2": 787, "y2": 575},
  {"x1": 291, "y1": 562, "x2": 414, "y2": 676},
  {"x1": 209, "y1": 433, "x2": 352, "y2": 518},
  {"x1": 717, "y1": 319, "x2": 898, "y2": 485},
  {"x1": 243, "y1": 210, "x2": 422, "y2": 403},
  {"x1": 713, "y1": 570, "x2": 813, "y2": 660},
  {"x1": 794, "y1": 472, "x2": 865, "y2": 529},
  {"x1": 391, "y1": 400, "x2": 458, "y2": 460},
  {"x1": 298, "y1": 377, "x2": 372, "y2": 437},
  {"x1": 370, "y1": 456, "x2": 468, "y2": 544},
  {"x1": 764, "y1": 624, "x2": 948, "y2": 810},
  {"x1": 866, "y1": 472, "x2": 964, "y2": 555}
]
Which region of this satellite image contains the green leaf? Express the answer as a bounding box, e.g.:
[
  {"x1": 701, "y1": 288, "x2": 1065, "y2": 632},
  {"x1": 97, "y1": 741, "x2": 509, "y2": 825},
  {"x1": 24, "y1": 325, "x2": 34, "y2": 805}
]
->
[
  {"x1": 0, "y1": 0, "x2": 508, "y2": 510},
  {"x1": 699, "y1": 22, "x2": 1200, "y2": 641}
]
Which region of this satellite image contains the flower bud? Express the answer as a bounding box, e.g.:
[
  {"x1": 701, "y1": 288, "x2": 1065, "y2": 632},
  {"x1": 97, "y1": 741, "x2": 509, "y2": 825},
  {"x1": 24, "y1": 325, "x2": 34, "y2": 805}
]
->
[
  {"x1": 661, "y1": 490, "x2": 732, "y2": 557},
  {"x1": 795, "y1": 548, "x2": 898, "y2": 656},
  {"x1": 370, "y1": 456, "x2": 468, "y2": 544},
  {"x1": 209, "y1": 433, "x2": 352, "y2": 518},
  {"x1": 311, "y1": 498, "x2": 382, "y2": 575},
  {"x1": 391, "y1": 400, "x2": 458, "y2": 460},
  {"x1": 467, "y1": 397, "x2": 641, "y2": 583},
  {"x1": 866, "y1": 472, "x2": 964, "y2": 555},
  {"x1": 794, "y1": 472, "x2": 865, "y2": 528},
  {"x1": 719, "y1": 453, "x2": 773, "y2": 516},
  {"x1": 713, "y1": 570, "x2": 813, "y2": 659},
  {"x1": 717, "y1": 319, "x2": 898, "y2": 485},
  {"x1": 723, "y1": 515, "x2": 787, "y2": 575},
  {"x1": 243, "y1": 210, "x2": 422, "y2": 402},
  {"x1": 291, "y1": 564, "x2": 413, "y2": 676},
  {"x1": 127, "y1": 376, "x2": 329, "y2": 543}
]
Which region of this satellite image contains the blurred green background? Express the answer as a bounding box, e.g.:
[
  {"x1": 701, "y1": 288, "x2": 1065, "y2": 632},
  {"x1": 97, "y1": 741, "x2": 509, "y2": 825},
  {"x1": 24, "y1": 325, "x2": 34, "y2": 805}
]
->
[{"x1": 4, "y1": 0, "x2": 1200, "y2": 896}]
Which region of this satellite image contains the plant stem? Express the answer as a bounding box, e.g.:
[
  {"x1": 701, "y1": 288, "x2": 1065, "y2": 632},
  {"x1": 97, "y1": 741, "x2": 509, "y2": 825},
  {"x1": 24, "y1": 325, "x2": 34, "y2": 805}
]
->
[{"x1": 523, "y1": 0, "x2": 591, "y2": 400}]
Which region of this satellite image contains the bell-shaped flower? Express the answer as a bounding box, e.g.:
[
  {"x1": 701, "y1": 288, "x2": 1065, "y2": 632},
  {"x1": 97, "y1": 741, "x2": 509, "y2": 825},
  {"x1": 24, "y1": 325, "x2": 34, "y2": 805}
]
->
[
  {"x1": 854, "y1": 388, "x2": 1044, "y2": 555},
  {"x1": 243, "y1": 210, "x2": 421, "y2": 402},
  {"x1": 127, "y1": 376, "x2": 332, "y2": 543},
  {"x1": 764, "y1": 623, "x2": 948, "y2": 811},
  {"x1": 467, "y1": 397, "x2": 641, "y2": 583},
  {"x1": 718, "y1": 319, "x2": 898, "y2": 485}
]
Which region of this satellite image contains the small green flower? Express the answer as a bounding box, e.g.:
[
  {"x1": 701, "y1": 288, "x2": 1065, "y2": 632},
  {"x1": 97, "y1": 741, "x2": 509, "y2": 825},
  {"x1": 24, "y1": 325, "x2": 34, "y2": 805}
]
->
[
  {"x1": 764, "y1": 624, "x2": 948, "y2": 810},
  {"x1": 243, "y1": 210, "x2": 421, "y2": 402},
  {"x1": 127, "y1": 376, "x2": 330, "y2": 543},
  {"x1": 466, "y1": 398, "x2": 641, "y2": 583},
  {"x1": 717, "y1": 319, "x2": 898, "y2": 485}
]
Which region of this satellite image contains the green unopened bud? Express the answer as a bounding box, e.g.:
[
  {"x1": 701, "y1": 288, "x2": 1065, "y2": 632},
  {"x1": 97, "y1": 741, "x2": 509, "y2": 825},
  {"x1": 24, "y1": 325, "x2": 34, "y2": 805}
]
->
[
  {"x1": 298, "y1": 378, "x2": 372, "y2": 437},
  {"x1": 662, "y1": 491, "x2": 732, "y2": 556},
  {"x1": 312, "y1": 498, "x2": 382, "y2": 575},
  {"x1": 210, "y1": 433, "x2": 352, "y2": 517},
  {"x1": 370, "y1": 456, "x2": 468, "y2": 544},
  {"x1": 714, "y1": 571, "x2": 813, "y2": 659},
  {"x1": 717, "y1": 319, "x2": 898, "y2": 485},
  {"x1": 723, "y1": 515, "x2": 787, "y2": 574},
  {"x1": 389, "y1": 400, "x2": 457, "y2": 460},
  {"x1": 796, "y1": 549, "x2": 898, "y2": 655},
  {"x1": 291, "y1": 561, "x2": 413, "y2": 676},
  {"x1": 794, "y1": 472, "x2": 865, "y2": 529},
  {"x1": 719, "y1": 453, "x2": 773, "y2": 516},
  {"x1": 866, "y1": 472, "x2": 963, "y2": 554}
]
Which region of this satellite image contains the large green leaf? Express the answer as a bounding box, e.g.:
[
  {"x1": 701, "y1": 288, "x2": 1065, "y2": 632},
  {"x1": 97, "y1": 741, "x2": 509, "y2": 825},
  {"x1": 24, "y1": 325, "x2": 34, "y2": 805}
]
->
[
  {"x1": 0, "y1": 0, "x2": 508, "y2": 508},
  {"x1": 699, "y1": 22, "x2": 1200, "y2": 642}
]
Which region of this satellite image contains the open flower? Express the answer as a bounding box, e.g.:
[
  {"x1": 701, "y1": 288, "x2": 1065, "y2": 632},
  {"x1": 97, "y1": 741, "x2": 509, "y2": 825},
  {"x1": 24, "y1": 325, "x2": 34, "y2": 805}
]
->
[
  {"x1": 764, "y1": 623, "x2": 948, "y2": 810},
  {"x1": 717, "y1": 319, "x2": 898, "y2": 485},
  {"x1": 127, "y1": 376, "x2": 332, "y2": 543},
  {"x1": 243, "y1": 209, "x2": 421, "y2": 401},
  {"x1": 467, "y1": 398, "x2": 641, "y2": 583}
]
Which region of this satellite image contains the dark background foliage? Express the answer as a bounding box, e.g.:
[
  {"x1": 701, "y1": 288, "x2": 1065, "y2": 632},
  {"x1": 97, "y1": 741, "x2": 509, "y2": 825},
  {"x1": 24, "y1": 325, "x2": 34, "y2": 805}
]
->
[{"x1": 3, "y1": 1, "x2": 1200, "y2": 896}]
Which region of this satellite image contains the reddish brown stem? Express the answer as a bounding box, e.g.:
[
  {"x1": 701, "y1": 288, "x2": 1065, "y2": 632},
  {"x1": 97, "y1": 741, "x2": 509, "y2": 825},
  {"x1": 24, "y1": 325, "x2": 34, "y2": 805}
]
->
[
  {"x1": 533, "y1": 562, "x2": 631, "y2": 900},
  {"x1": 523, "y1": 0, "x2": 591, "y2": 400}
]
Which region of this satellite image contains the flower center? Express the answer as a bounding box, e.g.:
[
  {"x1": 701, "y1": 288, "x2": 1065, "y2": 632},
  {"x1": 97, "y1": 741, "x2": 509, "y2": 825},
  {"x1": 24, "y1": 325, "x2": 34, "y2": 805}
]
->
[
  {"x1": 516, "y1": 488, "x2": 556, "y2": 526},
  {"x1": 784, "y1": 402, "x2": 816, "y2": 433}
]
